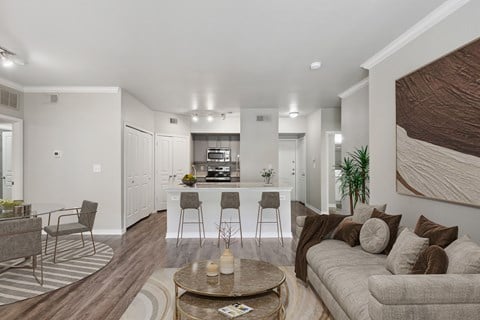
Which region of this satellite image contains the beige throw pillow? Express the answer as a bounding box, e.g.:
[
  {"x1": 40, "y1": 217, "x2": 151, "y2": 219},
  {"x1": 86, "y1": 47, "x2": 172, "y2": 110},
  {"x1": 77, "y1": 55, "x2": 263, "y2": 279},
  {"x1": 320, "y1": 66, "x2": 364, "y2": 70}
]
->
[
  {"x1": 360, "y1": 218, "x2": 390, "y2": 254},
  {"x1": 351, "y1": 203, "x2": 387, "y2": 224},
  {"x1": 386, "y1": 229, "x2": 429, "y2": 275},
  {"x1": 445, "y1": 235, "x2": 480, "y2": 274}
]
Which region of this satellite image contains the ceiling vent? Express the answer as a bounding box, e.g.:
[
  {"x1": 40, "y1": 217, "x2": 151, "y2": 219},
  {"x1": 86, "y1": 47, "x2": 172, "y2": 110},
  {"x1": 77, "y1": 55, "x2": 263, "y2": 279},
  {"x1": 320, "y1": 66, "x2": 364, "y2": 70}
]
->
[
  {"x1": 0, "y1": 87, "x2": 18, "y2": 109},
  {"x1": 170, "y1": 118, "x2": 178, "y2": 124}
]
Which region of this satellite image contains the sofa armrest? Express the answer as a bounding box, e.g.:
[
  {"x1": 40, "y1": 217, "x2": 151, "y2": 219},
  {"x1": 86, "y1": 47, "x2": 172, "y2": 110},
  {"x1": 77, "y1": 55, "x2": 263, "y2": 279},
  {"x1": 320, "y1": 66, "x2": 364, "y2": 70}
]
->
[{"x1": 369, "y1": 274, "x2": 480, "y2": 305}]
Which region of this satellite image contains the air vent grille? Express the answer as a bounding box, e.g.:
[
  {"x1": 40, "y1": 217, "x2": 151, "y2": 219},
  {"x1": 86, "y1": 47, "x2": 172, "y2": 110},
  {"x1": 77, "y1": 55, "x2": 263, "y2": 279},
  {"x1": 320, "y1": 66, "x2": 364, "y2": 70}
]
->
[
  {"x1": 0, "y1": 88, "x2": 19, "y2": 109},
  {"x1": 256, "y1": 115, "x2": 264, "y2": 121},
  {"x1": 170, "y1": 118, "x2": 178, "y2": 124}
]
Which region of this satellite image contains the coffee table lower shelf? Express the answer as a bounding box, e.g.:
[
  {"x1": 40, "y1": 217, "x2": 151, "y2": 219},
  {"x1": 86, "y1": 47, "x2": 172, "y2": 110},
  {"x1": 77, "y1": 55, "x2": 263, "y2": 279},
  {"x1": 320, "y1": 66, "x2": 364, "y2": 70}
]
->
[{"x1": 176, "y1": 290, "x2": 284, "y2": 320}]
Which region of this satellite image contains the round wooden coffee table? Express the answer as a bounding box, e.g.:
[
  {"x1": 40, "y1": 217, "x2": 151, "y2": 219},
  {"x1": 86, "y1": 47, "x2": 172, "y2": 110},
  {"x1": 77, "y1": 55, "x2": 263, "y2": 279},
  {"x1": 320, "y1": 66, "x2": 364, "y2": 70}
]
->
[{"x1": 173, "y1": 259, "x2": 286, "y2": 319}]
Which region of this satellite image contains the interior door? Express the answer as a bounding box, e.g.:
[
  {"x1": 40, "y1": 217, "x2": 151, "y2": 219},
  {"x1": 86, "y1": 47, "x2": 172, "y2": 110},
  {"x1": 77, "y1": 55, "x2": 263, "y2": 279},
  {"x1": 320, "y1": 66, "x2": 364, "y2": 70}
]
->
[
  {"x1": 125, "y1": 126, "x2": 154, "y2": 227},
  {"x1": 172, "y1": 136, "x2": 188, "y2": 184},
  {"x1": 155, "y1": 135, "x2": 173, "y2": 211},
  {"x1": 279, "y1": 140, "x2": 297, "y2": 200},
  {"x1": 2, "y1": 131, "x2": 12, "y2": 199},
  {"x1": 297, "y1": 136, "x2": 306, "y2": 203}
]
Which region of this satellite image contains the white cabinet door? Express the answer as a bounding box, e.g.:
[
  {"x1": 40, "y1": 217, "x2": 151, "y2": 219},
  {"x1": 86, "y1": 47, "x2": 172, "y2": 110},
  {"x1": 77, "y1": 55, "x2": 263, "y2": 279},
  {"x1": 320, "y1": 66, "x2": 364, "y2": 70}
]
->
[
  {"x1": 2, "y1": 131, "x2": 13, "y2": 199},
  {"x1": 155, "y1": 135, "x2": 173, "y2": 211},
  {"x1": 155, "y1": 135, "x2": 190, "y2": 210},
  {"x1": 172, "y1": 136, "x2": 188, "y2": 184},
  {"x1": 125, "y1": 127, "x2": 154, "y2": 227}
]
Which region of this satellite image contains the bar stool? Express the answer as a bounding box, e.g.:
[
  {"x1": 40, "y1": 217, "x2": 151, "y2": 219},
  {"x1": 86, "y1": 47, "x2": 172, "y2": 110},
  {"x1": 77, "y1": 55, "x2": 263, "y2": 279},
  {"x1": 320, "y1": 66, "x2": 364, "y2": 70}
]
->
[
  {"x1": 217, "y1": 192, "x2": 243, "y2": 248},
  {"x1": 177, "y1": 192, "x2": 206, "y2": 247},
  {"x1": 255, "y1": 192, "x2": 283, "y2": 247}
]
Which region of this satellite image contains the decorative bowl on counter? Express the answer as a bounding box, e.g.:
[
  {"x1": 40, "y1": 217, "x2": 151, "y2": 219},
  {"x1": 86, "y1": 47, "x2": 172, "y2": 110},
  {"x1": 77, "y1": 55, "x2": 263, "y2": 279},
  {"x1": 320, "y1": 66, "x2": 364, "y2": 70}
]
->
[{"x1": 182, "y1": 174, "x2": 197, "y2": 187}]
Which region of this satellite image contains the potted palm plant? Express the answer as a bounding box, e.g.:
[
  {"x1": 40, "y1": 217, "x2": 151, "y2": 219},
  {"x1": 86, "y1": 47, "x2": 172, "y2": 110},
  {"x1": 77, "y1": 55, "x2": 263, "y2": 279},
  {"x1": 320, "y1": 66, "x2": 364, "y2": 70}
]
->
[{"x1": 338, "y1": 145, "x2": 369, "y2": 214}]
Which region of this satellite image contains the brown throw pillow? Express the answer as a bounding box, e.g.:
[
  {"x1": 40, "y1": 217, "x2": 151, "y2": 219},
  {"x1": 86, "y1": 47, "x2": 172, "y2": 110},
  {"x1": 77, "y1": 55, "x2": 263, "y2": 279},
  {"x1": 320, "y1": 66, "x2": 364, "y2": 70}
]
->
[
  {"x1": 411, "y1": 245, "x2": 449, "y2": 274},
  {"x1": 333, "y1": 219, "x2": 362, "y2": 247},
  {"x1": 371, "y1": 209, "x2": 402, "y2": 254},
  {"x1": 414, "y1": 215, "x2": 458, "y2": 248}
]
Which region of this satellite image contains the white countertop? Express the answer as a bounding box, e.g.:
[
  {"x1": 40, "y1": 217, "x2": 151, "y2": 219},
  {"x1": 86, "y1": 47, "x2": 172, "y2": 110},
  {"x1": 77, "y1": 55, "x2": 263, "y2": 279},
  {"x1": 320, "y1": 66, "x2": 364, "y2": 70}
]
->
[{"x1": 165, "y1": 182, "x2": 293, "y2": 192}]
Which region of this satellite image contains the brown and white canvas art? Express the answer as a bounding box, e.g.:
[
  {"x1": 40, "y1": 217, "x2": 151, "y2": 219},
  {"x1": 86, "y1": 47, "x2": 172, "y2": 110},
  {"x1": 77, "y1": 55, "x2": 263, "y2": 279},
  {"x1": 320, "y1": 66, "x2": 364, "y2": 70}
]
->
[{"x1": 396, "y1": 38, "x2": 480, "y2": 207}]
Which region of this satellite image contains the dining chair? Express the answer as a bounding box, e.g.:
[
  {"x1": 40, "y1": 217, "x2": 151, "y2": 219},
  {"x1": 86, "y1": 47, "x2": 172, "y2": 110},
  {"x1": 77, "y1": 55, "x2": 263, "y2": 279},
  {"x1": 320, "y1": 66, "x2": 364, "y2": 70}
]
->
[{"x1": 44, "y1": 200, "x2": 98, "y2": 263}]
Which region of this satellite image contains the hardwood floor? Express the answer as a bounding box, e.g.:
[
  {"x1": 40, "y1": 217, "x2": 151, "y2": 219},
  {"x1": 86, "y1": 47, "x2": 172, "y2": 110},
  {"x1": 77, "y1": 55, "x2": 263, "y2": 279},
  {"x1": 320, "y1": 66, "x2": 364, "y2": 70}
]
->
[{"x1": 0, "y1": 201, "x2": 318, "y2": 320}]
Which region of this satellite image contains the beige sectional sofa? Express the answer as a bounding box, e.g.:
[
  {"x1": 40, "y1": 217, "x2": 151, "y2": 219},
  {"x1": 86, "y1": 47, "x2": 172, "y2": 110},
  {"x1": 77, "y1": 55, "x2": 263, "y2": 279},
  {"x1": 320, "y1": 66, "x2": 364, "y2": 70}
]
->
[{"x1": 296, "y1": 216, "x2": 480, "y2": 320}]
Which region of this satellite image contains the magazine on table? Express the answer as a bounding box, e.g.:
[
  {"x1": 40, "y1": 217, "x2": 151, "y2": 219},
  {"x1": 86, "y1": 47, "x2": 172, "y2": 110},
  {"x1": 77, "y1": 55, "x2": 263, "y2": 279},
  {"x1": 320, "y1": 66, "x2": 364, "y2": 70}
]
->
[{"x1": 218, "y1": 303, "x2": 254, "y2": 318}]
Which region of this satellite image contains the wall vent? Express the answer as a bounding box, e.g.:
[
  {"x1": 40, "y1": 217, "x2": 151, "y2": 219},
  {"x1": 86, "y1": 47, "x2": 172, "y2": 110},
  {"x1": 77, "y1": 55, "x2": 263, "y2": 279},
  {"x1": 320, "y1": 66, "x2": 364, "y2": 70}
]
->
[
  {"x1": 0, "y1": 88, "x2": 18, "y2": 109},
  {"x1": 256, "y1": 115, "x2": 264, "y2": 121},
  {"x1": 170, "y1": 118, "x2": 178, "y2": 124}
]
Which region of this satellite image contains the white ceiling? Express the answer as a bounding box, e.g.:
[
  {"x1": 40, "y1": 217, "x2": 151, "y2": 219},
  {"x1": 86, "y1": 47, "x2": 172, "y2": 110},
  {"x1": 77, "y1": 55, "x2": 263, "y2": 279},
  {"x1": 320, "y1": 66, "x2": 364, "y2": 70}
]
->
[{"x1": 0, "y1": 0, "x2": 444, "y2": 115}]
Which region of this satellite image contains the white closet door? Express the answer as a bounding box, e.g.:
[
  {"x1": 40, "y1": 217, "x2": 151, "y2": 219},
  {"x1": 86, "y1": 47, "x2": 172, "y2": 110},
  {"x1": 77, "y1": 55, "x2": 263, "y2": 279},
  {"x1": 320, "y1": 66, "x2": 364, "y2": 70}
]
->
[
  {"x1": 125, "y1": 126, "x2": 154, "y2": 227},
  {"x1": 155, "y1": 135, "x2": 173, "y2": 211},
  {"x1": 172, "y1": 136, "x2": 188, "y2": 184}
]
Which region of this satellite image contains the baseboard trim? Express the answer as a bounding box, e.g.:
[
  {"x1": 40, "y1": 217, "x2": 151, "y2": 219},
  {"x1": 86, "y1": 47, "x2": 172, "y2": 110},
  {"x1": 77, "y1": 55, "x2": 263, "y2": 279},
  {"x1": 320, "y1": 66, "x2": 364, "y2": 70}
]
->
[
  {"x1": 165, "y1": 232, "x2": 293, "y2": 239},
  {"x1": 93, "y1": 229, "x2": 124, "y2": 235}
]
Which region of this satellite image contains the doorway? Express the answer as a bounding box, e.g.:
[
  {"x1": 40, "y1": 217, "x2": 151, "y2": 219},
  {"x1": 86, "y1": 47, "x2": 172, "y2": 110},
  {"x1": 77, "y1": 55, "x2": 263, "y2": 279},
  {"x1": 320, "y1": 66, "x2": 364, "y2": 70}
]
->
[
  {"x1": 0, "y1": 115, "x2": 22, "y2": 201},
  {"x1": 325, "y1": 132, "x2": 342, "y2": 213},
  {"x1": 279, "y1": 140, "x2": 297, "y2": 200}
]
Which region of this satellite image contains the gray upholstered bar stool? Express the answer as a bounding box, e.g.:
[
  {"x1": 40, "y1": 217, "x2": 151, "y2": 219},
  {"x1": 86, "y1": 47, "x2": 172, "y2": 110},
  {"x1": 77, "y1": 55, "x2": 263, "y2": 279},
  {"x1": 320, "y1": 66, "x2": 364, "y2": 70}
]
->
[
  {"x1": 217, "y1": 192, "x2": 243, "y2": 247},
  {"x1": 177, "y1": 192, "x2": 206, "y2": 247},
  {"x1": 255, "y1": 192, "x2": 283, "y2": 247}
]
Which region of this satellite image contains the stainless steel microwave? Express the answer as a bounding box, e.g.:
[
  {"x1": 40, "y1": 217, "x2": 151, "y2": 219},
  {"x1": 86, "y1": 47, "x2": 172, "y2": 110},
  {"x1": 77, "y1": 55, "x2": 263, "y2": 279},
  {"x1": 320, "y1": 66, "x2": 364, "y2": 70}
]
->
[{"x1": 207, "y1": 148, "x2": 231, "y2": 162}]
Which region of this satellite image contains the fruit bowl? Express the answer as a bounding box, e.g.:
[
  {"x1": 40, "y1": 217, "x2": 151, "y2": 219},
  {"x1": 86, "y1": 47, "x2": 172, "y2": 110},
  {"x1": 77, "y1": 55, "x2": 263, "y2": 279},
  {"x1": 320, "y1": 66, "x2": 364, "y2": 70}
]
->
[{"x1": 182, "y1": 174, "x2": 197, "y2": 187}]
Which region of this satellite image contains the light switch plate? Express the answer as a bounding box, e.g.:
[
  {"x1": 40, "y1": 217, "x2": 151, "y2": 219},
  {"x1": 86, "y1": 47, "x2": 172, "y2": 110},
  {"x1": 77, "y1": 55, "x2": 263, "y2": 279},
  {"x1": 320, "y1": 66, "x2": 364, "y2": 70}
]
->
[{"x1": 93, "y1": 164, "x2": 102, "y2": 173}]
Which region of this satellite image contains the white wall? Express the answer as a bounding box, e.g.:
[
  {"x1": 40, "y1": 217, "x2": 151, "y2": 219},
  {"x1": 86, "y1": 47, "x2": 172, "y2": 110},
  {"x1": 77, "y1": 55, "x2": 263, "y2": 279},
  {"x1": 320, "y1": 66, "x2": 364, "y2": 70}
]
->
[
  {"x1": 369, "y1": 0, "x2": 480, "y2": 242},
  {"x1": 23, "y1": 92, "x2": 123, "y2": 233},
  {"x1": 121, "y1": 90, "x2": 154, "y2": 132},
  {"x1": 154, "y1": 111, "x2": 191, "y2": 136},
  {"x1": 320, "y1": 108, "x2": 341, "y2": 212},
  {"x1": 279, "y1": 116, "x2": 307, "y2": 134},
  {"x1": 341, "y1": 84, "x2": 369, "y2": 158},
  {"x1": 306, "y1": 109, "x2": 322, "y2": 209},
  {"x1": 240, "y1": 109, "x2": 279, "y2": 183}
]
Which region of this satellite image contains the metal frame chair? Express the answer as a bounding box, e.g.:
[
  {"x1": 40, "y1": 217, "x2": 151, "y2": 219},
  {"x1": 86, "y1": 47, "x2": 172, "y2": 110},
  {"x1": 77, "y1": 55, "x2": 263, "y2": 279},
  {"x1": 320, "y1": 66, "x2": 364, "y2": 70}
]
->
[
  {"x1": 0, "y1": 217, "x2": 43, "y2": 285},
  {"x1": 44, "y1": 200, "x2": 98, "y2": 263},
  {"x1": 176, "y1": 193, "x2": 205, "y2": 247},
  {"x1": 217, "y1": 192, "x2": 243, "y2": 247},
  {"x1": 255, "y1": 192, "x2": 284, "y2": 247}
]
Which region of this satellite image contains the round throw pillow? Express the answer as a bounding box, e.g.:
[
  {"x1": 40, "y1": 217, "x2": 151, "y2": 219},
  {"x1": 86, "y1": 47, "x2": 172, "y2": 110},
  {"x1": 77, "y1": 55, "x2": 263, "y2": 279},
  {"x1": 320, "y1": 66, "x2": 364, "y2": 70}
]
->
[{"x1": 360, "y1": 218, "x2": 390, "y2": 254}]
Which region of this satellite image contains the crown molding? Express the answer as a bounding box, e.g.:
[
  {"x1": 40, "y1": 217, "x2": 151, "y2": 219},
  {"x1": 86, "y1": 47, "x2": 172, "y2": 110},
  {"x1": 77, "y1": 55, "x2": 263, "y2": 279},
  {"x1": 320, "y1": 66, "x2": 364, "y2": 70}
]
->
[
  {"x1": 23, "y1": 86, "x2": 120, "y2": 93},
  {"x1": 360, "y1": 0, "x2": 470, "y2": 70},
  {"x1": 0, "y1": 77, "x2": 23, "y2": 92},
  {"x1": 338, "y1": 77, "x2": 369, "y2": 99}
]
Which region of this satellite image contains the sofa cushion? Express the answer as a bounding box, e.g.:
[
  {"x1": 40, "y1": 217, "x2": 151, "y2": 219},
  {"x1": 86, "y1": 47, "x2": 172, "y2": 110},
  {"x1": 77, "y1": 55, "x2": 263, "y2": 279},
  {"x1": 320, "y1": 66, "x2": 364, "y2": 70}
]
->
[
  {"x1": 333, "y1": 219, "x2": 362, "y2": 247},
  {"x1": 371, "y1": 209, "x2": 402, "y2": 254},
  {"x1": 307, "y1": 240, "x2": 387, "y2": 279},
  {"x1": 360, "y1": 218, "x2": 390, "y2": 254},
  {"x1": 414, "y1": 215, "x2": 458, "y2": 248},
  {"x1": 445, "y1": 235, "x2": 480, "y2": 274},
  {"x1": 386, "y1": 229, "x2": 429, "y2": 275},
  {"x1": 411, "y1": 245, "x2": 448, "y2": 274},
  {"x1": 322, "y1": 264, "x2": 391, "y2": 320},
  {"x1": 352, "y1": 203, "x2": 387, "y2": 224}
]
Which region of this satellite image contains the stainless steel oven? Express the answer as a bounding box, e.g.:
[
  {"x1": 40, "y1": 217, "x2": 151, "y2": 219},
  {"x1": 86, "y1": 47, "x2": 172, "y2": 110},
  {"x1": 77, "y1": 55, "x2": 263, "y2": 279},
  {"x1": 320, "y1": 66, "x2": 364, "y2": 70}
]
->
[
  {"x1": 206, "y1": 166, "x2": 231, "y2": 182},
  {"x1": 206, "y1": 148, "x2": 231, "y2": 162}
]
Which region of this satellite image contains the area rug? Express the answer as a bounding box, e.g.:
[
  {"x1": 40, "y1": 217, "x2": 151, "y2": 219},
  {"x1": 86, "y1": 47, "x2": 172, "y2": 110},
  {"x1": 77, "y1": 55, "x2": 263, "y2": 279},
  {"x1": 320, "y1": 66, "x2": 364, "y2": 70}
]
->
[
  {"x1": 121, "y1": 266, "x2": 332, "y2": 320},
  {"x1": 0, "y1": 239, "x2": 113, "y2": 305}
]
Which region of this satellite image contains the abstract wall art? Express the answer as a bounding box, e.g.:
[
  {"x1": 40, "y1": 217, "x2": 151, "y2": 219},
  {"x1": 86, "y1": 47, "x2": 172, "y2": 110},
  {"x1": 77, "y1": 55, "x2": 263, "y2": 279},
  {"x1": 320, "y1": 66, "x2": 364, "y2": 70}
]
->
[{"x1": 396, "y1": 38, "x2": 480, "y2": 207}]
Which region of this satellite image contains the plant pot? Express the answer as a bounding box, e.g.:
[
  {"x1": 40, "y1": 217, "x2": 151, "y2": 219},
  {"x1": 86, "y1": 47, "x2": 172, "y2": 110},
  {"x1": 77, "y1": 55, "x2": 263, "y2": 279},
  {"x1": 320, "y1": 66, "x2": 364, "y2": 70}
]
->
[
  {"x1": 264, "y1": 177, "x2": 272, "y2": 185},
  {"x1": 219, "y1": 248, "x2": 234, "y2": 275}
]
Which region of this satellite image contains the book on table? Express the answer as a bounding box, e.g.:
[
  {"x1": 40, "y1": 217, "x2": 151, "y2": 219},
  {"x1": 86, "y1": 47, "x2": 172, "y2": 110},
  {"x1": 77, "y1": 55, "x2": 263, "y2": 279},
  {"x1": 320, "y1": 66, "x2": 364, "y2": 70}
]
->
[{"x1": 218, "y1": 303, "x2": 253, "y2": 318}]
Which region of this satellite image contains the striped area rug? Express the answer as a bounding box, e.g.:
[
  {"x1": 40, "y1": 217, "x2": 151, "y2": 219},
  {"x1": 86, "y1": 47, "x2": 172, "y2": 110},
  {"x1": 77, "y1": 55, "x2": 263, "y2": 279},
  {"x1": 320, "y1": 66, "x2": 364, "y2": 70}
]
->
[
  {"x1": 121, "y1": 266, "x2": 332, "y2": 320},
  {"x1": 0, "y1": 239, "x2": 113, "y2": 305}
]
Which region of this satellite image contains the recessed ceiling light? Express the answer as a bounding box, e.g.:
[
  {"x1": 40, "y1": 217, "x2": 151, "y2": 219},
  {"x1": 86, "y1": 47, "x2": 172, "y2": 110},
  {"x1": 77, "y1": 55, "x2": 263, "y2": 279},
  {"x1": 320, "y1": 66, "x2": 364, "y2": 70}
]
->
[
  {"x1": 289, "y1": 111, "x2": 299, "y2": 118},
  {"x1": 207, "y1": 115, "x2": 214, "y2": 122},
  {"x1": 192, "y1": 114, "x2": 199, "y2": 122},
  {"x1": 310, "y1": 61, "x2": 322, "y2": 70}
]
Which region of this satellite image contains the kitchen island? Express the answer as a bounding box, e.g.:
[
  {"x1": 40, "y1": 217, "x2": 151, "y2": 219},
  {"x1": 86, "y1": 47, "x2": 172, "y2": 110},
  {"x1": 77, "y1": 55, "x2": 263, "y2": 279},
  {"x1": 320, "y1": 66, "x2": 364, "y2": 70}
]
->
[{"x1": 165, "y1": 183, "x2": 292, "y2": 239}]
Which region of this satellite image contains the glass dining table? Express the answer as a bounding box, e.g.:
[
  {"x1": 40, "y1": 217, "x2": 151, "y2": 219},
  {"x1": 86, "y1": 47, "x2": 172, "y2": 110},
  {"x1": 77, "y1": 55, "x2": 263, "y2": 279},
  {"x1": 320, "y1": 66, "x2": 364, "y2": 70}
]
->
[{"x1": 0, "y1": 203, "x2": 65, "y2": 221}]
